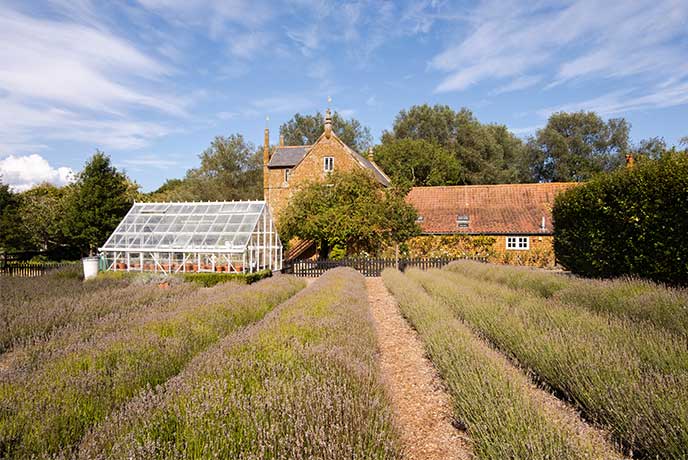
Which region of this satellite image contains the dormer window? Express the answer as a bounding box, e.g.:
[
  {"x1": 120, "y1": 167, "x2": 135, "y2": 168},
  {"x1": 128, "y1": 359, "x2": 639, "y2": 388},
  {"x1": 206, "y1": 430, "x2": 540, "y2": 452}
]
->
[
  {"x1": 457, "y1": 215, "x2": 469, "y2": 228},
  {"x1": 324, "y1": 157, "x2": 334, "y2": 172}
]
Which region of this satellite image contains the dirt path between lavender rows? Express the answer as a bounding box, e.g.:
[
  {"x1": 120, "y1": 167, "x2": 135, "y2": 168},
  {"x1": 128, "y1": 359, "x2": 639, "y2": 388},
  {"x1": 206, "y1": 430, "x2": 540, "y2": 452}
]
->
[{"x1": 366, "y1": 277, "x2": 472, "y2": 460}]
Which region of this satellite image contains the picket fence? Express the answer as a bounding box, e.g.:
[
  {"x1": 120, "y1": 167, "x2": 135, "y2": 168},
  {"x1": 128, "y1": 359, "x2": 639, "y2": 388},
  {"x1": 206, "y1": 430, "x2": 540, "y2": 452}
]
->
[{"x1": 0, "y1": 261, "x2": 75, "y2": 277}]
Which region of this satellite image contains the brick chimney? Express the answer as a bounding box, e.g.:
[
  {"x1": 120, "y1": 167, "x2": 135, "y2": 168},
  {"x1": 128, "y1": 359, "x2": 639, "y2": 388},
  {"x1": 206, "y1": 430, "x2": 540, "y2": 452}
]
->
[
  {"x1": 625, "y1": 153, "x2": 635, "y2": 169},
  {"x1": 263, "y1": 126, "x2": 269, "y2": 200},
  {"x1": 279, "y1": 134, "x2": 284, "y2": 146}
]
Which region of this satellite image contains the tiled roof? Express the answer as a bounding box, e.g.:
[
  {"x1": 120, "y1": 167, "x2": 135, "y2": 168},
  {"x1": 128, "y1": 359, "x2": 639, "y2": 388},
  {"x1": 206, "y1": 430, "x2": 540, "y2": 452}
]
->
[
  {"x1": 407, "y1": 182, "x2": 578, "y2": 235},
  {"x1": 268, "y1": 145, "x2": 311, "y2": 167}
]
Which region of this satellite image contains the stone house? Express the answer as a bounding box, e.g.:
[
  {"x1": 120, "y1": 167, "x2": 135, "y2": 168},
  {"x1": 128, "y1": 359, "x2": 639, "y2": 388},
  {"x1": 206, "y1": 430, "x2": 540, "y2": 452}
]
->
[
  {"x1": 263, "y1": 111, "x2": 576, "y2": 266},
  {"x1": 263, "y1": 109, "x2": 389, "y2": 223}
]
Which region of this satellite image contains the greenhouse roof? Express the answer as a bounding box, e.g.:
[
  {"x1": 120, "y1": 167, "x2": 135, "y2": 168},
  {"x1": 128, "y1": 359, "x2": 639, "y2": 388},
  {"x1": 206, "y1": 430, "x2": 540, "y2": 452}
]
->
[{"x1": 100, "y1": 201, "x2": 275, "y2": 253}]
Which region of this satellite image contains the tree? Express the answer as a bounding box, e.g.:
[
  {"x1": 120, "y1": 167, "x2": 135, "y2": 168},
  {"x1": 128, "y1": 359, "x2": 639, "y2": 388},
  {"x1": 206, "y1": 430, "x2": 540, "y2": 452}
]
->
[
  {"x1": 278, "y1": 170, "x2": 420, "y2": 258},
  {"x1": 633, "y1": 137, "x2": 667, "y2": 161},
  {"x1": 373, "y1": 138, "x2": 463, "y2": 187},
  {"x1": 0, "y1": 179, "x2": 27, "y2": 253},
  {"x1": 148, "y1": 135, "x2": 262, "y2": 202},
  {"x1": 17, "y1": 183, "x2": 68, "y2": 254},
  {"x1": 280, "y1": 111, "x2": 373, "y2": 152},
  {"x1": 63, "y1": 151, "x2": 133, "y2": 255},
  {"x1": 527, "y1": 111, "x2": 629, "y2": 182},
  {"x1": 382, "y1": 104, "x2": 529, "y2": 184}
]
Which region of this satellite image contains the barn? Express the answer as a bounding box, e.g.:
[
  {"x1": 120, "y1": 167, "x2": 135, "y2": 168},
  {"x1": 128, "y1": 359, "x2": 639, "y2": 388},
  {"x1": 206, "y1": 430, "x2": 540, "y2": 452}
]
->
[{"x1": 99, "y1": 200, "x2": 282, "y2": 274}]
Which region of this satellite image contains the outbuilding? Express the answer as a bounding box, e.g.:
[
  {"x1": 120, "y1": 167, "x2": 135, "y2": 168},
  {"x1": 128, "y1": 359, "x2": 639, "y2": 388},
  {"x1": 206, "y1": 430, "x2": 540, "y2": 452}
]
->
[{"x1": 99, "y1": 200, "x2": 282, "y2": 274}]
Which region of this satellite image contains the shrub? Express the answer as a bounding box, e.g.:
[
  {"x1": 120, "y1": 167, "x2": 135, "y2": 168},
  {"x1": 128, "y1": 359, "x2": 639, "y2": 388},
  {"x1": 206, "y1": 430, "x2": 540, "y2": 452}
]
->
[
  {"x1": 553, "y1": 152, "x2": 688, "y2": 285},
  {"x1": 79, "y1": 268, "x2": 401, "y2": 459},
  {"x1": 181, "y1": 269, "x2": 272, "y2": 287}
]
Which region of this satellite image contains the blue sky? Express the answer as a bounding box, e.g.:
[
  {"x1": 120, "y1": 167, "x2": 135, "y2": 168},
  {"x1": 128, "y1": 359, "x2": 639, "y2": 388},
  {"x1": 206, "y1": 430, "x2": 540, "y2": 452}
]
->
[{"x1": 1, "y1": 0, "x2": 687, "y2": 192}]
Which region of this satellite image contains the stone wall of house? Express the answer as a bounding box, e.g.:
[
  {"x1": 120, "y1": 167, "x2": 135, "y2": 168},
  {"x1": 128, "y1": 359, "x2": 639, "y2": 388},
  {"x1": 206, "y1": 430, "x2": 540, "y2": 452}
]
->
[
  {"x1": 402, "y1": 234, "x2": 557, "y2": 268},
  {"x1": 265, "y1": 135, "x2": 363, "y2": 223}
]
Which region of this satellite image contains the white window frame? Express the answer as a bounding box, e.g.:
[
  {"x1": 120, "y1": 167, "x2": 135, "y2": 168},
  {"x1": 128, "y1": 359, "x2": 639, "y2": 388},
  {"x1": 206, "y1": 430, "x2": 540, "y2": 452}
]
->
[
  {"x1": 323, "y1": 157, "x2": 334, "y2": 172},
  {"x1": 284, "y1": 168, "x2": 291, "y2": 183},
  {"x1": 506, "y1": 236, "x2": 530, "y2": 250}
]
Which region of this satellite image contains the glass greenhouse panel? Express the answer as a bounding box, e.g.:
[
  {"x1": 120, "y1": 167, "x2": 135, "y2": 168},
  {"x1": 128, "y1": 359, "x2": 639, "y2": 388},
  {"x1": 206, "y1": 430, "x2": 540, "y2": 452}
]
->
[{"x1": 99, "y1": 201, "x2": 282, "y2": 274}]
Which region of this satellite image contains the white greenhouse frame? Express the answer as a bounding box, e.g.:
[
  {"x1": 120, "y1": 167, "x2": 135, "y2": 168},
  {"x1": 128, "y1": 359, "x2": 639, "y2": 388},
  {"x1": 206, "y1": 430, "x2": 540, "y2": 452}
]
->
[{"x1": 99, "y1": 201, "x2": 282, "y2": 275}]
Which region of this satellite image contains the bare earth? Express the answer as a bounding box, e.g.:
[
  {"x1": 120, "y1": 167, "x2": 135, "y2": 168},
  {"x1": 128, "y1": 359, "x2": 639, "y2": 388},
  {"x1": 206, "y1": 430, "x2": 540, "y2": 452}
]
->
[{"x1": 366, "y1": 277, "x2": 472, "y2": 460}]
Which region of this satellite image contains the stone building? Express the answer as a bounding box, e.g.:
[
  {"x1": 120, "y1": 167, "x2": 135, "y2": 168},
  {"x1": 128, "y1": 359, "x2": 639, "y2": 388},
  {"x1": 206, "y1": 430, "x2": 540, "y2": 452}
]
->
[
  {"x1": 405, "y1": 183, "x2": 577, "y2": 267},
  {"x1": 263, "y1": 109, "x2": 389, "y2": 224},
  {"x1": 263, "y1": 110, "x2": 577, "y2": 267}
]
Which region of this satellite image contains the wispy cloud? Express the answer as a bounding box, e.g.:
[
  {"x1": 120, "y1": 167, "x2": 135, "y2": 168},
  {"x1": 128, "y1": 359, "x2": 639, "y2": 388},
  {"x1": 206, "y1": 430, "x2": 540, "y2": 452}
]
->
[{"x1": 431, "y1": 0, "x2": 688, "y2": 115}]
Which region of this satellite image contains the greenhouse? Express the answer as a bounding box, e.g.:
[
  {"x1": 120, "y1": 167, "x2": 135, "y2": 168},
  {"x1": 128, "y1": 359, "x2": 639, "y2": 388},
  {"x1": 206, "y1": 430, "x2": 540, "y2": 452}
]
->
[{"x1": 99, "y1": 201, "x2": 282, "y2": 274}]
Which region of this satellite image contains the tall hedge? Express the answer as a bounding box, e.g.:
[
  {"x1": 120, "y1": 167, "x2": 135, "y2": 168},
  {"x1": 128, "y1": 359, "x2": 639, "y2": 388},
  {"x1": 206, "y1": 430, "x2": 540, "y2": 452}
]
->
[{"x1": 553, "y1": 152, "x2": 688, "y2": 285}]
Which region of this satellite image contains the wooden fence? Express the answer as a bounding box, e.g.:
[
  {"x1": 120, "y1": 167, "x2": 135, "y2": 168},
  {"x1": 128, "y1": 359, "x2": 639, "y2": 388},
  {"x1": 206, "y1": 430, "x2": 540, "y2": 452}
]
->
[
  {"x1": 283, "y1": 256, "x2": 486, "y2": 277},
  {"x1": 0, "y1": 261, "x2": 76, "y2": 277}
]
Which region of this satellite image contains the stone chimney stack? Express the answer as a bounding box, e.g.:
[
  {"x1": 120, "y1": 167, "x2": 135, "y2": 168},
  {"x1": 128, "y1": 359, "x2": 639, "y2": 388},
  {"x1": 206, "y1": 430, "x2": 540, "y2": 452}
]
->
[
  {"x1": 263, "y1": 123, "x2": 269, "y2": 200},
  {"x1": 279, "y1": 134, "x2": 284, "y2": 146},
  {"x1": 625, "y1": 153, "x2": 635, "y2": 169}
]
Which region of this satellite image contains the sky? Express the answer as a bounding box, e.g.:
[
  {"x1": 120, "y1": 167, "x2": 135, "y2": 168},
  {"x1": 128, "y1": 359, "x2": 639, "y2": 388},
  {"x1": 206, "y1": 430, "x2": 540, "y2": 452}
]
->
[{"x1": 1, "y1": 0, "x2": 687, "y2": 192}]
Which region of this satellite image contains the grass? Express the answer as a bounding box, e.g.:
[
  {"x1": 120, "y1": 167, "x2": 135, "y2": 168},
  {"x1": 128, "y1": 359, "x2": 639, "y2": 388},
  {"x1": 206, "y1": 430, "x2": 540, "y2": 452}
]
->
[
  {"x1": 382, "y1": 268, "x2": 615, "y2": 460},
  {"x1": 412, "y1": 268, "x2": 688, "y2": 459},
  {"x1": 446, "y1": 260, "x2": 688, "y2": 336},
  {"x1": 0, "y1": 275, "x2": 304, "y2": 459},
  {"x1": 79, "y1": 267, "x2": 401, "y2": 460}
]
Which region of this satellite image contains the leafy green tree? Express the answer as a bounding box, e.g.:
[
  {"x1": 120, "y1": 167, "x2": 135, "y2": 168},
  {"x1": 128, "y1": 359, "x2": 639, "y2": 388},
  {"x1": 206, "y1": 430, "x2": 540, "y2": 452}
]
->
[
  {"x1": 632, "y1": 137, "x2": 670, "y2": 161},
  {"x1": 278, "y1": 170, "x2": 420, "y2": 258},
  {"x1": 527, "y1": 111, "x2": 629, "y2": 182},
  {"x1": 382, "y1": 104, "x2": 529, "y2": 184},
  {"x1": 373, "y1": 139, "x2": 463, "y2": 187},
  {"x1": 18, "y1": 183, "x2": 68, "y2": 253},
  {"x1": 148, "y1": 135, "x2": 262, "y2": 202},
  {"x1": 280, "y1": 111, "x2": 373, "y2": 152},
  {"x1": 0, "y1": 179, "x2": 28, "y2": 253},
  {"x1": 63, "y1": 151, "x2": 133, "y2": 255}
]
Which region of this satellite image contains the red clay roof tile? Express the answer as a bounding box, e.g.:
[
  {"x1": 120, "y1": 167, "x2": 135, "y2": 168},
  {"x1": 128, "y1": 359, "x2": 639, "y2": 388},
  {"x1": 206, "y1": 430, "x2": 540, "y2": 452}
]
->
[{"x1": 407, "y1": 182, "x2": 578, "y2": 235}]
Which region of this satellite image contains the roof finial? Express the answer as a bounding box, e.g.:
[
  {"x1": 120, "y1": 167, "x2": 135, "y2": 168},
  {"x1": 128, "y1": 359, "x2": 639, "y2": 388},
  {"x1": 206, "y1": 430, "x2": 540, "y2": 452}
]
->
[{"x1": 324, "y1": 97, "x2": 333, "y2": 139}]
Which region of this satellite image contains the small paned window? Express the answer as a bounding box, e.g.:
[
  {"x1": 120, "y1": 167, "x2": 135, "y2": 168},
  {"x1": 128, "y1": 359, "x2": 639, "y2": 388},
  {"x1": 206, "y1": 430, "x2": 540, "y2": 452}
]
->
[
  {"x1": 416, "y1": 216, "x2": 424, "y2": 222},
  {"x1": 506, "y1": 236, "x2": 530, "y2": 250},
  {"x1": 324, "y1": 157, "x2": 334, "y2": 172},
  {"x1": 284, "y1": 168, "x2": 291, "y2": 182}
]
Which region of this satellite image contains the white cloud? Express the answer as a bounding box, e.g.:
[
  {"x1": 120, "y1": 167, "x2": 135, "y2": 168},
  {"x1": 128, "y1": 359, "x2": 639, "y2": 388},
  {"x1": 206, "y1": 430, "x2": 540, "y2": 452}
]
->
[
  {"x1": 490, "y1": 75, "x2": 542, "y2": 95},
  {"x1": 0, "y1": 154, "x2": 75, "y2": 192},
  {"x1": 432, "y1": 0, "x2": 688, "y2": 104}
]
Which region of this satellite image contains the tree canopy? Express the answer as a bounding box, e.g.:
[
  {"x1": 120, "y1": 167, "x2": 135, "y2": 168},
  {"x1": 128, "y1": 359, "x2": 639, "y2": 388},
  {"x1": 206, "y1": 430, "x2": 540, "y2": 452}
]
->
[
  {"x1": 278, "y1": 169, "x2": 419, "y2": 258},
  {"x1": 373, "y1": 138, "x2": 463, "y2": 187},
  {"x1": 149, "y1": 135, "x2": 262, "y2": 202},
  {"x1": 18, "y1": 183, "x2": 68, "y2": 254},
  {"x1": 280, "y1": 111, "x2": 373, "y2": 153},
  {"x1": 63, "y1": 151, "x2": 133, "y2": 255},
  {"x1": 0, "y1": 180, "x2": 27, "y2": 253},
  {"x1": 381, "y1": 104, "x2": 529, "y2": 184},
  {"x1": 526, "y1": 111, "x2": 629, "y2": 182}
]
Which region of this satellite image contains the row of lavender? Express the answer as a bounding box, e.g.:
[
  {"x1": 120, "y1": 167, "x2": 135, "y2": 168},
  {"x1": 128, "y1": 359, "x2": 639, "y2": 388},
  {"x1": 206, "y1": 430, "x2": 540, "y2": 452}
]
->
[
  {"x1": 78, "y1": 268, "x2": 401, "y2": 459},
  {"x1": 0, "y1": 271, "x2": 304, "y2": 458},
  {"x1": 390, "y1": 263, "x2": 688, "y2": 460}
]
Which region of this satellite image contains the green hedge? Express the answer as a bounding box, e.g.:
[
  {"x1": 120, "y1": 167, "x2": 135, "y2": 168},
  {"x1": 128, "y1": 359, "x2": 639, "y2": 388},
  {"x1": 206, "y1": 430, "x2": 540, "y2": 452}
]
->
[
  {"x1": 182, "y1": 269, "x2": 272, "y2": 287},
  {"x1": 553, "y1": 152, "x2": 688, "y2": 285}
]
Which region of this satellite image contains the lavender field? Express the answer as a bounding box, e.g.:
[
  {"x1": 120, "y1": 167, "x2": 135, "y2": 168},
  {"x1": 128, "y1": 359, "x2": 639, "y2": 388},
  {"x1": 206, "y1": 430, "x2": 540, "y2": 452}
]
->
[{"x1": 1, "y1": 264, "x2": 686, "y2": 460}]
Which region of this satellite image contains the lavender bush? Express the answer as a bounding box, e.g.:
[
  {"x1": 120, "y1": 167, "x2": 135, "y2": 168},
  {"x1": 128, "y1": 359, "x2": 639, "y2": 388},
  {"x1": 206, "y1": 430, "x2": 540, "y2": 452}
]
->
[
  {"x1": 445, "y1": 260, "x2": 688, "y2": 336},
  {"x1": 79, "y1": 268, "x2": 401, "y2": 460},
  {"x1": 413, "y1": 268, "x2": 688, "y2": 459},
  {"x1": 0, "y1": 276, "x2": 304, "y2": 459},
  {"x1": 382, "y1": 268, "x2": 614, "y2": 460}
]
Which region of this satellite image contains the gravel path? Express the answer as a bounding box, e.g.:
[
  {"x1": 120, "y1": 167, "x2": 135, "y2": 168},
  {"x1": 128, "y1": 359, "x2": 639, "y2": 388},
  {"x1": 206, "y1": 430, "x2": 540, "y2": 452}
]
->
[{"x1": 366, "y1": 277, "x2": 472, "y2": 460}]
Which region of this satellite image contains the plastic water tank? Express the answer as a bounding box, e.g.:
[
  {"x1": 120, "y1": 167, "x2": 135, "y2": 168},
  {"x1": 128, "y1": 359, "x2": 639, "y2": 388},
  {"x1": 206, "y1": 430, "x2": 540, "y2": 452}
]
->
[{"x1": 82, "y1": 256, "x2": 99, "y2": 280}]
